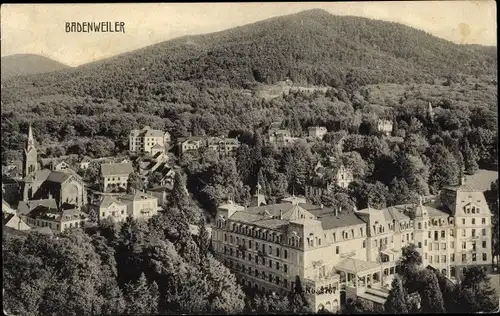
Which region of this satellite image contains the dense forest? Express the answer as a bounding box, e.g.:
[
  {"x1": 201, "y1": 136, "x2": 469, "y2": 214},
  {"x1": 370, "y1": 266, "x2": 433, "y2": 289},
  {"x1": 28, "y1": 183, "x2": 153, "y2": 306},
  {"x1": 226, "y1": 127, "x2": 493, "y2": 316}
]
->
[{"x1": 1, "y1": 9, "x2": 497, "y2": 162}]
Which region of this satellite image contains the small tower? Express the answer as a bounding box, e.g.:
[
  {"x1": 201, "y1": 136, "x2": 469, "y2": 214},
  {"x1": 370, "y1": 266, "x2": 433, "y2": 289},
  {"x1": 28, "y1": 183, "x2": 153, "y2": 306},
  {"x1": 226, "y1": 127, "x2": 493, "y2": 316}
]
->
[
  {"x1": 428, "y1": 101, "x2": 435, "y2": 120},
  {"x1": 22, "y1": 123, "x2": 38, "y2": 178},
  {"x1": 250, "y1": 180, "x2": 266, "y2": 207}
]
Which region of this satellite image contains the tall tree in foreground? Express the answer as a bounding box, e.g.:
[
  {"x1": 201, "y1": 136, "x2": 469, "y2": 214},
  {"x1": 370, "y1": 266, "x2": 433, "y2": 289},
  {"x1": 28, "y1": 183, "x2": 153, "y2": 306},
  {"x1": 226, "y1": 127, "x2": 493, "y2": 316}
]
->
[
  {"x1": 126, "y1": 172, "x2": 144, "y2": 193},
  {"x1": 399, "y1": 244, "x2": 423, "y2": 293},
  {"x1": 287, "y1": 276, "x2": 311, "y2": 313},
  {"x1": 456, "y1": 266, "x2": 499, "y2": 313},
  {"x1": 123, "y1": 273, "x2": 159, "y2": 315},
  {"x1": 419, "y1": 270, "x2": 445, "y2": 313},
  {"x1": 384, "y1": 276, "x2": 409, "y2": 314}
]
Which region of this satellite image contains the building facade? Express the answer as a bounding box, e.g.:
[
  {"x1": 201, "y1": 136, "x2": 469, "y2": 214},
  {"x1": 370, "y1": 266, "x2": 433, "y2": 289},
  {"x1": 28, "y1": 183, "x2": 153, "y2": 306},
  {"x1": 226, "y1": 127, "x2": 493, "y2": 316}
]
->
[
  {"x1": 129, "y1": 126, "x2": 171, "y2": 154},
  {"x1": 308, "y1": 126, "x2": 328, "y2": 140},
  {"x1": 88, "y1": 195, "x2": 128, "y2": 223},
  {"x1": 377, "y1": 120, "x2": 393, "y2": 136},
  {"x1": 100, "y1": 162, "x2": 134, "y2": 192},
  {"x1": 305, "y1": 163, "x2": 354, "y2": 199},
  {"x1": 178, "y1": 136, "x2": 240, "y2": 157},
  {"x1": 21, "y1": 205, "x2": 89, "y2": 233},
  {"x1": 212, "y1": 185, "x2": 493, "y2": 312},
  {"x1": 119, "y1": 191, "x2": 159, "y2": 220}
]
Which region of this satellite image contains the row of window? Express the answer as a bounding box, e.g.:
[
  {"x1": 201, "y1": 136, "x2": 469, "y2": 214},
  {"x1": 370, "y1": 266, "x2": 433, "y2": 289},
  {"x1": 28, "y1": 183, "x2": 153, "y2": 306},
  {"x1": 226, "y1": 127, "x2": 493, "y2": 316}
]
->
[
  {"x1": 462, "y1": 218, "x2": 487, "y2": 225},
  {"x1": 102, "y1": 210, "x2": 125, "y2": 218},
  {"x1": 227, "y1": 260, "x2": 288, "y2": 287},
  {"x1": 105, "y1": 177, "x2": 126, "y2": 182},
  {"x1": 224, "y1": 246, "x2": 289, "y2": 270},
  {"x1": 464, "y1": 205, "x2": 481, "y2": 214},
  {"x1": 425, "y1": 253, "x2": 488, "y2": 263},
  {"x1": 224, "y1": 229, "x2": 286, "y2": 246},
  {"x1": 419, "y1": 240, "x2": 488, "y2": 250}
]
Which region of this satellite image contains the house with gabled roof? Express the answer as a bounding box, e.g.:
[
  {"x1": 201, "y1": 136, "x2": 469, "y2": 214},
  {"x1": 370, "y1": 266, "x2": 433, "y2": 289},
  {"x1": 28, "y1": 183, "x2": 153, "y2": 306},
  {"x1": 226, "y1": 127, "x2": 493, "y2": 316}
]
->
[
  {"x1": 305, "y1": 161, "x2": 354, "y2": 199},
  {"x1": 118, "y1": 191, "x2": 158, "y2": 220},
  {"x1": 129, "y1": 126, "x2": 171, "y2": 155},
  {"x1": 100, "y1": 162, "x2": 134, "y2": 192},
  {"x1": 88, "y1": 195, "x2": 128, "y2": 223},
  {"x1": 21, "y1": 204, "x2": 89, "y2": 232},
  {"x1": 3, "y1": 212, "x2": 30, "y2": 231}
]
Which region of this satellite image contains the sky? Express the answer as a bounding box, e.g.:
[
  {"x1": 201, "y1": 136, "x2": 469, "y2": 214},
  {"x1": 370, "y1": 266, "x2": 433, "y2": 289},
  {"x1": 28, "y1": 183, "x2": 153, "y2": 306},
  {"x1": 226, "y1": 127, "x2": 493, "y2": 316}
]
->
[{"x1": 1, "y1": 1, "x2": 497, "y2": 67}]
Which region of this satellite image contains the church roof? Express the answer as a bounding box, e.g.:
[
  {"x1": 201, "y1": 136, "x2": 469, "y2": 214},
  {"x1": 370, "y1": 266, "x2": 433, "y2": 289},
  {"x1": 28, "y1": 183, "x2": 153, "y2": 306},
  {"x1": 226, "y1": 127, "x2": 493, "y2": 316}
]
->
[
  {"x1": 46, "y1": 171, "x2": 71, "y2": 184},
  {"x1": 22, "y1": 169, "x2": 51, "y2": 183}
]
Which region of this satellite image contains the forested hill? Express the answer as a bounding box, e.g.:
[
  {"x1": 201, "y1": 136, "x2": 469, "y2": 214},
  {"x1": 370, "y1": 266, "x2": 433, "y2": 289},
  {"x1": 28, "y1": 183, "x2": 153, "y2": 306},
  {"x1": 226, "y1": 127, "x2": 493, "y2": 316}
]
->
[
  {"x1": 1, "y1": 54, "x2": 70, "y2": 80},
  {"x1": 1, "y1": 9, "x2": 497, "y2": 161},
  {"x1": 2, "y1": 9, "x2": 497, "y2": 95}
]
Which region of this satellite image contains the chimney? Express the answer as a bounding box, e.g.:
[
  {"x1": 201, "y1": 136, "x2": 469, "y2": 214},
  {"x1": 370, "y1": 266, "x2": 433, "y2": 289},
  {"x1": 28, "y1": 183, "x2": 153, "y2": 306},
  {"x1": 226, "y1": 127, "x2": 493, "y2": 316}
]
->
[
  {"x1": 334, "y1": 208, "x2": 338, "y2": 217},
  {"x1": 460, "y1": 174, "x2": 465, "y2": 186},
  {"x1": 279, "y1": 210, "x2": 283, "y2": 220},
  {"x1": 320, "y1": 204, "x2": 324, "y2": 209}
]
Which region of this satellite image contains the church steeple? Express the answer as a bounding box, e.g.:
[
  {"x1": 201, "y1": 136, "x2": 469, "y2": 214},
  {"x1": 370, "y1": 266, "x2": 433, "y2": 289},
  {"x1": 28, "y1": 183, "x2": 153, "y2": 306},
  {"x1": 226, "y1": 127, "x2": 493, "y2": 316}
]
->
[
  {"x1": 26, "y1": 123, "x2": 35, "y2": 151},
  {"x1": 23, "y1": 123, "x2": 38, "y2": 178}
]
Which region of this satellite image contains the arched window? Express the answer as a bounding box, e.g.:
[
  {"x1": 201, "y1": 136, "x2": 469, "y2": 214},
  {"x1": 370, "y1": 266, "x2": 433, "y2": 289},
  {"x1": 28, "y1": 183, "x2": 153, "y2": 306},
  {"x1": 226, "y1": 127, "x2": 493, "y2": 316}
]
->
[{"x1": 418, "y1": 222, "x2": 422, "y2": 229}]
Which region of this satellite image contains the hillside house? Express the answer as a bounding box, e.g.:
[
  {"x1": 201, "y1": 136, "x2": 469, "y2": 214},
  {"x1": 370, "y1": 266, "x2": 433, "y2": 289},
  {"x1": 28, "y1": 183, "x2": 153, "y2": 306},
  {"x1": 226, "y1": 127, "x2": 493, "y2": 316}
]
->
[
  {"x1": 377, "y1": 119, "x2": 393, "y2": 136},
  {"x1": 178, "y1": 136, "x2": 205, "y2": 155},
  {"x1": 119, "y1": 191, "x2": 159, "y2": 220},
  {"x1": 207, "y1": 136, "x2": 240, "y2": 157},
  {"x1": 100, "y1": 162, "x2": 134, "y2": 192},
  {"x1": 268, "y1": 122, "x2": 302, "y2": 148},
  {"x1": 178, "y1": 135, "x2": 240, "y2": 157},
  {"x1": 88, "y1": 195, "x2": 128, "y2": 223},
  {"x1": 305, "y1": 162, "x2": 354, "y2": 199},
  {"x1": 308, "y1": 126, "x2": 328, "y2": 140},
  {"x1": 146, "y1": 186, "x2": 169, "y2": 206},
  {"x1": 18, "y1": 199, "x2": 89, "y2": 233},
  {"x1": 129, "y1": 126, "x2": 171, "y2": 155}
]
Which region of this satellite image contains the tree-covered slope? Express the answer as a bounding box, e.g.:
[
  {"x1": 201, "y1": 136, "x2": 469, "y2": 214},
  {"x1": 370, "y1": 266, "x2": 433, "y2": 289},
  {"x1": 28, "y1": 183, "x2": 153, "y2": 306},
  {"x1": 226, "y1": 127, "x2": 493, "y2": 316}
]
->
[
  {"x1": 1, "y1": 9, "x2": 496, "y2": 161},
  {"x1": 1, "y1": 54, "x2": 70, "y2": 80}
]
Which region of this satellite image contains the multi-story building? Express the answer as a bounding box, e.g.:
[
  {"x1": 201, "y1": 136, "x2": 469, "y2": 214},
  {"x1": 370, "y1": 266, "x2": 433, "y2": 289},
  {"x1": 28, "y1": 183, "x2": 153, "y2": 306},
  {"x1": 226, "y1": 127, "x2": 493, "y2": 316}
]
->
[
  {"x1": 212, "y1": 180, "x2": 493, "y2": 312},
  {"x1": 178, "y1": 136, "x2": 240, "y2": 157},
  {"x1": 377, "y1": 120, "x2": 393, "y2": 136},
  {"x1": 119, "y1": 191, "x2": 158, "y2": 220},
  {"x1": 129, "y1": 126, "x2": 171, "y2": 155},
  {"x1": 308, "y1": 126, "x2": 328, "y2": 140},
  {"x1": 412, "y1": 179, "x2": 493, "y2": 279},
  {"x1": 268, "y1": 123, "x2": 301, "y2": 148},
  {"x1": 305, "y1": 162, "x2": 354, "y2": 199},
  {"x1": 20, "y1": 204, "x2": 89, "y2": 232},
  {"x1": 100, "y1": 162, "x2": 134, "y2": 192},
  {"x1": 207, "y1": 136, "x2": 240, "y2": 157},
  {"x1": 88, "y1": 195, "x2": 128, "y2": 223}
]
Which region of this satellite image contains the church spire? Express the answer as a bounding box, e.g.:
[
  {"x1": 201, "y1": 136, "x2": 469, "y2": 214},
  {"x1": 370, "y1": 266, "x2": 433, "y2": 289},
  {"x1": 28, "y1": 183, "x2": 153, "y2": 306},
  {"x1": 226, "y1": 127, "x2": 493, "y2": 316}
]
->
[
  {"x1": 26, "y1": 123, "x2": 35, "y2": 150},
  {"x1": 23, "y1": 122, "x2": 38, "y2": 179}
]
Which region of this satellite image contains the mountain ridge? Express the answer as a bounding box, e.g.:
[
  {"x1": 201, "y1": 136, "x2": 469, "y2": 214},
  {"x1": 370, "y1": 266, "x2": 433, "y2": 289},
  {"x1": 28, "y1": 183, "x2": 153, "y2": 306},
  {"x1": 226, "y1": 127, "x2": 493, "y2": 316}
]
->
[{"x1": 1, "y1": 54, "x2": 70, "y2": 80}]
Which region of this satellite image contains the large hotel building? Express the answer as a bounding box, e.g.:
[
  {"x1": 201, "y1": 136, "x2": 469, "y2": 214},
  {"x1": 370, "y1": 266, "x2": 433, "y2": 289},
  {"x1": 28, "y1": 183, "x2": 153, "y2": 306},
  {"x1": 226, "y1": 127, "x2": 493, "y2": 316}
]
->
[{"x1": 211, "y1": 180, "x2": 493, "y2": 312}]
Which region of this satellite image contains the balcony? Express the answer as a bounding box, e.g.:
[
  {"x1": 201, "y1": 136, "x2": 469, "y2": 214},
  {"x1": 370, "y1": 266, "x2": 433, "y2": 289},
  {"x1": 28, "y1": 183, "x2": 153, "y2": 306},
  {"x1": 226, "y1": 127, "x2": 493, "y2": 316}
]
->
[
  {"x1": 238, "y1": 244, "x2": 247, "y2": 252},
  {"x1": 258, "y1": 250, "x2": 268, "y2": 257}
]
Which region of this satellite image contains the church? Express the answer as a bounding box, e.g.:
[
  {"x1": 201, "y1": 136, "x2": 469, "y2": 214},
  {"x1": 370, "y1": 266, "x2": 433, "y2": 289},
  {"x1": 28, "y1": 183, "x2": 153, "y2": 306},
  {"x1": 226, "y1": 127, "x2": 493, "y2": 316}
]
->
[{"x1": 20, "y1": 124, "x2": 86, "y2": 209}]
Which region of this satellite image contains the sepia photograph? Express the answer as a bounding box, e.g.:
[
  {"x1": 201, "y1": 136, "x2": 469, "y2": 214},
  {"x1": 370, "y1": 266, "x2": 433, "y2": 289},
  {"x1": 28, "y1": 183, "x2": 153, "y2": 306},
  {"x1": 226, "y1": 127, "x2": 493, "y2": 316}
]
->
[{"x1": 1, "y1": 2, "x2": 498, "y2": 315}]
